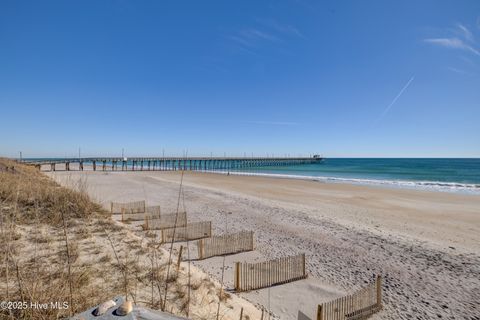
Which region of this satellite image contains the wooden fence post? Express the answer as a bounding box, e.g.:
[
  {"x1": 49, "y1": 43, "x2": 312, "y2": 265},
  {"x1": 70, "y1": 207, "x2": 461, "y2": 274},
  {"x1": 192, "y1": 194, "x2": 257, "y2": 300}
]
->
[
  {"x1": 250, "y1": 231, "x2": 254, "y2": 250},
  {"x1": 316, "y1": 305, "x2": 323, "y2": 320},
  {"x1": 260, "y1": 308, "x2": 264, "y2": 320},
  {"x1": 176, "y1": 245, "x2": 183, "y2": 272},
  {"x1": 121, "y1": 208, "x2": 125, "y2": 222},
  {"x1": 302, "y1": 253, "x2": 306, "y2": 277},
  {"x1": 376, "y1": 275, "x2": 382, "y2": 308},
  {"x1": 235, "y1": 262, "x2": 241, "y2": 292},
  {"x1": 239, "y1": 307, "x2": 243, "y2": 320},
  {"x1": 198, "y1": 240, "x2": 204, "y2": 259},
  {"x1": 110, "y1": 202, "x2": 113, "y2": 213}
]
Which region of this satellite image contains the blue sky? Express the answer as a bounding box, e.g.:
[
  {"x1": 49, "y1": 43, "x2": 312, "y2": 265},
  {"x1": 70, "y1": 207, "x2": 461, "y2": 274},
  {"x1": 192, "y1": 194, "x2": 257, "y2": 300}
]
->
[{"x1": 1, "y1": 0, "x2": 479, "y2": 158}]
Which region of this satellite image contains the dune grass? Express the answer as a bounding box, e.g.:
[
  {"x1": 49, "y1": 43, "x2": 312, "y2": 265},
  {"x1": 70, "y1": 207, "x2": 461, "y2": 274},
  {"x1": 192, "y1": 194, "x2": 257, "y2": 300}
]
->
[
  {"x1": 0, "y1": 158, "x2": 247, "y2": 320},
  {"x1": 0, "y1": 158, "x2": 114, "y2": 319},
  {"x1": 0, "y1": 158, "x2": 102, "y2": 225}
]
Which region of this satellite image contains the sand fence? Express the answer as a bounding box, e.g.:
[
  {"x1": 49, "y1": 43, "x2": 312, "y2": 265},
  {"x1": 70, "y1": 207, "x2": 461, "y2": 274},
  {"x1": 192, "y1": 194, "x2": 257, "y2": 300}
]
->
[
  {"x1": 121, "y1": 205, "x2": 160, "y2": 221},
  {"x1": 110, "y1": 200, "x2": 145, "y2": 214},
  {"x1": 197, "y1": 231, "x2": 254, "y2": 260},
  {"x1": 145, "y1": 205, "x2": 161, "y2": 214},
  {"x1": 234, "y1": 253, "x2": 306, "y2": 292},
  {"x1": 142, "y1": 212, "x2": 187, "y2": 230},
  {"x1": 317, "y1": 275, "x2": 382, "y2": 320},
  {"x1": 121, "y1": 211, "x2": 160, "y2": 222},
  {"x1": 160, "y1": 221, "x2": 212, "y2": 243},
  {"x1": 110, "y1": 199, "x2": 382, "y2": 319}
]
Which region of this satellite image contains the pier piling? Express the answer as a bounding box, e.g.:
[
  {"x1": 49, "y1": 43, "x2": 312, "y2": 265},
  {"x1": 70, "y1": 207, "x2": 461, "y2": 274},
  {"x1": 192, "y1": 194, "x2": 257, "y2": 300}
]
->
[{"x1": 23, "y1": 155, "x2": 323, "y2": 172}]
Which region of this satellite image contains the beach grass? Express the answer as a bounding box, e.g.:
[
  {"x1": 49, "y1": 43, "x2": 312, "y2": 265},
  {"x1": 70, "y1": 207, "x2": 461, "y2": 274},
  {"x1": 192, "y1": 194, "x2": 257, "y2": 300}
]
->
[
  {"x1": 0, "y1": 158, "x2": 119, "y2": 318},
  {"x1": 0, "y1": 158, "x2": 259, "y2": 320}
]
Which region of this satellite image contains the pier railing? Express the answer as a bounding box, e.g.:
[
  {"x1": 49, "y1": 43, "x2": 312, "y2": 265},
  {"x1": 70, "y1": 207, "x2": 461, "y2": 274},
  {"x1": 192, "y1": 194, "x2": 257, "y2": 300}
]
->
[
  {"x1": 24, "y1": 156, "x2": 323, "y2": 172},
  {"x1": 234, "y1": 253, "x2": 307, "y2": 292}
]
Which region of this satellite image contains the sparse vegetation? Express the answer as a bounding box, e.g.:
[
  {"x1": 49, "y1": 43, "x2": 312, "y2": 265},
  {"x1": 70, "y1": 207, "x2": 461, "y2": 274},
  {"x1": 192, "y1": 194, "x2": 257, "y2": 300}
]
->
[
  {"x1": 0, "y1": 158, "x2": 253, "y2": 320},
  {"x1": 0, "y1": 158, "x2": 115, "y2": 319},
  {"x1": 0, "y1": 159, "x2": 102, "y2": 225}
]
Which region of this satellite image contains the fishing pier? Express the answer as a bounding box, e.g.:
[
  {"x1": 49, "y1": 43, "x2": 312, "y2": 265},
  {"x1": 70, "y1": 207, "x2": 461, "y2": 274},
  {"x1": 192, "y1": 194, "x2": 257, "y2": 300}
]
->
[{"x1": 23, "y1": 156, "x2": 323, "y2": 172}]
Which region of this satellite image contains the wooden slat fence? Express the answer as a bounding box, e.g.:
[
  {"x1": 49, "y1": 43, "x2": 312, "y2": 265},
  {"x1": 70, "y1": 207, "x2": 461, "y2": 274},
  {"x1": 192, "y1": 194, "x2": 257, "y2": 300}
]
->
[
  {"x1": 197, "y1": 231, "x2": 254, "y2": 260},
  {"x1": 145, "y1": 205, "x2": 161, "y2": 214},
  {"x1": 121, "y1": 212, "x2": 161, "y2": 222},
  {"x1": 317, "y1": 276, "x2": 382, "y2": 320},
  {"x1": 142, "y1": 212, "x2": 187, "y2": 230},
  {"x1": 234, "y1": 253, "x2": 306, "y2": 292},
  {"x1": 120, "y1": 206, "x2": 164, "y2": 222},
  {"x1": 161, "y1": 221, "x2": 212, "y2": 242},
  {"x1": 110, "y1": 200, "x2": 145, "y2": 214}
]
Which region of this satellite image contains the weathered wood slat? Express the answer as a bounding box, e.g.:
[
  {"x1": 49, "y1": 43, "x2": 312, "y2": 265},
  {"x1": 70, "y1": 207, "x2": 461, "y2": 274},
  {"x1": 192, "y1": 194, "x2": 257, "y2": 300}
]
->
[
  {"x1": 234, "y1": 253, "x2": 307, "y2": 292},
  {"x1": 161, "y1": 221, "x2": 212, "y2": 242},
  {"x1": 142, "y1": 212, "x2": 187, "y2": 230},
  {"x1": 145, "y1": 205, "x2": 161, "y2": 215},
  {"x1": 122, "y1": 212, "x2": 161, "y2": 222},
  {"x1": 316, "y1": 276, "x2": 382, "y2": 320},
  {"x1": 197, "y1": 231, "x2": 254, "y2": 260},
  {"x1": 111, "y1": 200, "x2": 145, "y2": 214}
]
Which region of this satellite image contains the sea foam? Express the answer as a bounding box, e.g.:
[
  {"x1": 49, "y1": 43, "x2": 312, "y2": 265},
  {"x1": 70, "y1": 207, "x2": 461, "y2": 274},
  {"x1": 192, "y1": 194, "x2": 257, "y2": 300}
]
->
[{"x1": 208, "y1": 170, "x2": 480, "y2": 194}]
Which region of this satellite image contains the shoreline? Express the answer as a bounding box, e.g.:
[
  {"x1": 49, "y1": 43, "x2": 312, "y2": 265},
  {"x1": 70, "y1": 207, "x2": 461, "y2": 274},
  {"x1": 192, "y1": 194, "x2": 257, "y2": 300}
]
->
[
  {"x1": 205, "y1": 169, "x2": 480, "y2": 195},
  {"x1": 37, "y1": 163, "x2": 480, "y2": 195}
]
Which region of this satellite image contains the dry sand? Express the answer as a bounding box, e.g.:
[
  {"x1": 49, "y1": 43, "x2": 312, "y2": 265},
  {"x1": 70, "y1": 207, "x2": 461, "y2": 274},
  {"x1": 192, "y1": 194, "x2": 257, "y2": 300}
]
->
[{"x1": 48, "y1": 170, "x2": 480, "y2": 320}]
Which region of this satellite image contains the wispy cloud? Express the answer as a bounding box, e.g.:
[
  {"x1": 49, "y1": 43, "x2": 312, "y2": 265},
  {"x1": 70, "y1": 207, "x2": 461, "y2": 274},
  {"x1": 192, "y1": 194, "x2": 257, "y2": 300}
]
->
[
  {"x1": 229, "y1": 28, "x2": 280, "y2": 49},
  {"x1": 457, "y1": 24, "x2": 474, "y2": 42},
  {"x1": 447, "y1": 66, "x2": 470, "y2": 75},
  {"x1": 425, "y1": 23, "x2": 480, "y2": 56},
  {"x1": 227, "y1": 19, "x2": 304, "y2": 54},
  {"x1": 257, "y1": 18, "x2": 306, "y2": 39},
  {"x1": 377, "y1": 76, "x2": 415, "y2": 122},
  {"x1": 242, "y1": 120, "x2": 300, "y2": 126},
  {"x1": 241, "y1": 29, "x2": 280, "y2": 42},
  {"x1": 424, "y1": 37, "x2": 480, "y2": 56}
]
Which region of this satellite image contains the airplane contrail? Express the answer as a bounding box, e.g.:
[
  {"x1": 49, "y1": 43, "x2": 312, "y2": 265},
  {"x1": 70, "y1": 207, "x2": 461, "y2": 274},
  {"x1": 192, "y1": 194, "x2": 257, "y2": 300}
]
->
[{"x1": 378, "y1": 75, "x2": 415, "y2": 121}]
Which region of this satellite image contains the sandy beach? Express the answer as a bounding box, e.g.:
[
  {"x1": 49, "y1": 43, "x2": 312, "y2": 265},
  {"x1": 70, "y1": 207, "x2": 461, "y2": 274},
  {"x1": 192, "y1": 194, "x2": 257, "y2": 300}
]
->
[{"x1": 48, "y1": 170, "x2": 480, "y2": 319}]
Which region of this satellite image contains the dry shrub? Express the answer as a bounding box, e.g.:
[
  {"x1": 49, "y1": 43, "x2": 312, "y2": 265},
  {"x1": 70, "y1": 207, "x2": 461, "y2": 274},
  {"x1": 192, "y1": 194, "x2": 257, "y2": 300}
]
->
[
  {"x1": 0, "y1": 158, "x2": 106, "y2": 225},
  {"x1": 0, "y1": 159, "x2": 113, "y2": 319},
  {"x1": 99, "y1": 254, "x2": 112, "y2": 263},
  {"x1": 145, "y1": 231, "x2": 157, "y2": 238},
  {"x1": 31, "y1": 231, "x2": 52, "y2": 244},
  {"x1": 191, "y1": 279, "x2": 203, "y2": 291}
]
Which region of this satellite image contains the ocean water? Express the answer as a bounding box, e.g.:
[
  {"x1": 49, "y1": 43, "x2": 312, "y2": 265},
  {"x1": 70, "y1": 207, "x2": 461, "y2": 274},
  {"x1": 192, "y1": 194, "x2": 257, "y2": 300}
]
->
[{"x1": 234, "y1": 158, "x2": 480, "y2": 194}]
